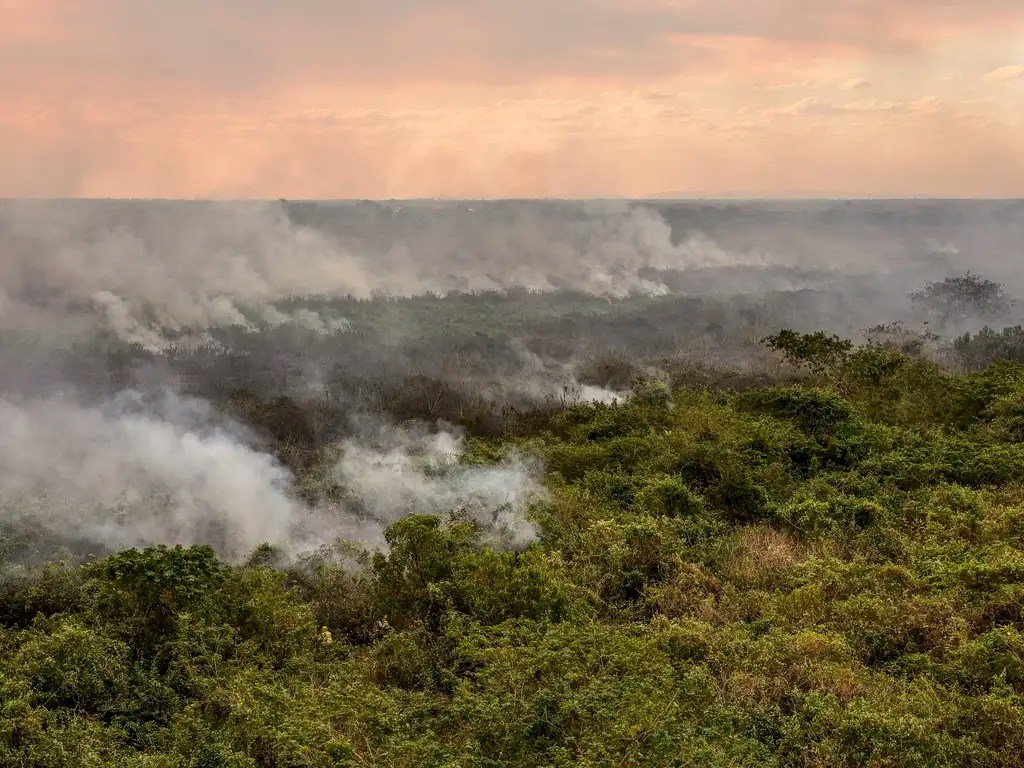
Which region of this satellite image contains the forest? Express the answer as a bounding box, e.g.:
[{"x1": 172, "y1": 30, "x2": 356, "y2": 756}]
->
[
  {"x1": 5, "y1": 283, "x2": 1024, "y2": 766},
  {"x1": 3, "y1": 201, "x2": 1024, "y2": 766}
]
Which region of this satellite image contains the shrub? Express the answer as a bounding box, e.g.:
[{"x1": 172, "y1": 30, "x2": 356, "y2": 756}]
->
[{"x1": 12, "y1": 621, "x2": 129, "y2": 712}]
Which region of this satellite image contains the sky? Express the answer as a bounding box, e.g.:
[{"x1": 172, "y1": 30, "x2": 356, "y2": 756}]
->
[{"x1": 2, "y1": 0, "x2": 1023, "y2": 198}]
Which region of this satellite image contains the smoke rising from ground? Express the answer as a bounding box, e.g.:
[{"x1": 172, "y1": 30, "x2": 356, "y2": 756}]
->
[
  {"x1": 3, "y1": 199, "x2": 1023, "y2": 347},
  {"x1": 2, "y1": 198, "x2": 1022, "y2": 562},
  {"x1": 0, "y1": 392, "x2": 544, "y2": 564},
  {"x1": 332, "y1": 419, "x2": 542, "y2": 548},
  {"x1": 498, "y1": 341, "x2": 625, "y2": 405},
  {"x1": 0, "y1": 391, "x2": 303, "y2": 559}
]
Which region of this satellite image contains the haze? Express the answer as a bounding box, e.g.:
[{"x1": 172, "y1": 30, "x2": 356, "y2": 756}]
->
[{"x1": 3, "y1": 0, "x2": 1023, "y2": 198}]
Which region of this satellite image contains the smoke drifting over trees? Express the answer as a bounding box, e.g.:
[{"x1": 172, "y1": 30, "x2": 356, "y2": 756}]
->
[
  {"x1": 8, "y1": 199, "x2": 1024, "y2": 766},
  {"x1": 1, "y1": 198, "x2": 1023, "y2": 562},
  {"x1": 3, "y1": 198, "x2": 1023, "y2": 345},
  {"x1": 0, "y1": 391, "x2": 543, "y2": 564}
]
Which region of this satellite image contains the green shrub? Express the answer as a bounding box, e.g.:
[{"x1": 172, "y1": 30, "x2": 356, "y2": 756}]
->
[{"x1": 12, "y1": 621, "x2": 129, "y2": 712}]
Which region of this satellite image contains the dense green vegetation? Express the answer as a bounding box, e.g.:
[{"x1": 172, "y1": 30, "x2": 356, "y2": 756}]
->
[{"x1": 6, "y1": 331, "x2": 1024, "y2": 766}]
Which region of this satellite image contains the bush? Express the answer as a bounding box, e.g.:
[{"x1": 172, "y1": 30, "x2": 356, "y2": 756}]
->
[
  {"x1": 88, "y1": 545, "x2": 226, "y2": 653},
  {"x1": 11, "y1": 621, "x2": 129, "y2": 712}
]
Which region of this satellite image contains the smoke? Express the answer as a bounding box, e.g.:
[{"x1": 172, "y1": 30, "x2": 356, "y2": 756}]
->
[
  {"x1": 3, "y1": 199, "x2": 1022, "y2": 348},
  {"x1": 86, "y1": 290, "x2": 352, "y2": 352},
  {"x1": 0, "y1": 391, "x2": 304, "y2": 559},
  {"x1": 1, "y1": 200, "x2": 358, "y2": 348},
  {"x1": 0, "y1": 391, "x2": 543, "y2": 564},
  {"x1": 489, "y1": 341, "x2": 625, "y2": 405},
  {"x1": 332, "y1": 419, "x2": 542, "y2": 548},
  {"x1": 0, "y1": 199, "x2": 758, "y2": 343},
  {"x1": 2, "y1": 198, "x2": 1022, "y2": 563}
]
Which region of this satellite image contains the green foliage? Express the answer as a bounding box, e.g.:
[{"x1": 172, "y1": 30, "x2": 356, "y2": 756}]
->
[
  {"x1": 371, "y1": 516, "x2": 578, "y2": 632},
  {"x1": 630, "y1": 377, "x2": 672, "y2": 409},
  {"x1": 0, "y1": 562, "x2": 85, "y2": 628},
  {"x1": 9, "y1": 346, "x2": 1024, "y2": 765},
  {"x1": 12, "y1": 621, "x2": 129, "y2": 712},
  {"x1": 955, "y1": 325, "x2": 1024, "y2": 370},
  {"x1": 635, "y1": 475, "x2": 704, "y2": 518},
  {"x1": 88, "y1": 545, "x2": 226, "y2": 653},
  {"x1": 734, "y1": 387, "x2": 866, "y2": 471},
  {"x1": 910, "y1": 271, "x2": 1012, "y2": 328},
  {"x1": 764, "y1": 329, "x2": 853, "y2": 379}
]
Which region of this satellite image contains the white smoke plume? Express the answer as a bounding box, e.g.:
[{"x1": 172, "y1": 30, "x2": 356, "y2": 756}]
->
[
  {"x1": 332, "y1": 419, "x2": 543, "y2": 548},
  {"x1": 0, "y1": 391, "x2": 306, "y2": 558},
  {"x1": 2, "y1": 198, "x2": 1022, "y2": 564},
  {"x1": 486, "y1": 341, "x2": 625, "y2": 405},
  {"x1": 0, "y1": 199, "x2": 759, "y2": 345},
  {"x1": 87, "y1": 290, "x2": 351, "y2": 352},
  {"x1": 2, "y1": 201, "x2": 359, "y2": 348},
  {"x1": 3, "y1": 198, "x2": 1021, "y2": 348},
  {"x1": 0, "y1": 392, "x2": 543, "y2": 563}
]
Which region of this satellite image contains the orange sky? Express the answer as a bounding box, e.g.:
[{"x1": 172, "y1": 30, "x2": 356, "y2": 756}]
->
[{"x1": 2, "y1": 0, "x2": 1023, "y2": 197}]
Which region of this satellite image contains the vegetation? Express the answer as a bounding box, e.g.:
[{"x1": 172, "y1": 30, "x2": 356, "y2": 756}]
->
[
  {"x1": 6, "y1": 325, "x2": 1024, "y2": 767},
  {"x1": 955, "y1": 326, "x2": 1024, "y2": 371},
  {"x1": 910, "y1": 272, "x2": 1013, "y2": 329}
]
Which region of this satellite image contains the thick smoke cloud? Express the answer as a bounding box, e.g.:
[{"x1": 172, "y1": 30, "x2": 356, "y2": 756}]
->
[
  {"x1": 3, "y1": 199, "x2": 1022, "y2": 348},
  {"x1": 0, "y1": 199, "x2": 703, "y2": 304},
  {"x1": 0, "y1": 391, "x2": 304, "y2": 558},
  {"x1": 0, "y1": 392, "x2": 544, "y2": 563},
  {"x1": 332, "y1": 419, "x2": 542, "y2": 548},
  {"x1": 1, "y1": 200, "x2": 362, "y2": 349},
  {"x1": 2, "y1": 198, "x2": 1022, "y2": 562}
]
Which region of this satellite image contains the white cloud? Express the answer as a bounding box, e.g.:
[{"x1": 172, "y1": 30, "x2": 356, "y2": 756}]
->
[
  {"x1": 908, "y1": 96, "x2": 943, "y2": 114},
  {"x1": 985, "y1": 65, "x2": 1024, "y2": 80},
  {"x1": 758, "y1": 80, "x2": 819, "y2": 91},
  {"x1": 841, "y1": 78, "x2": 873, "y2": 90},
  {"x1": 768, "y1": 97, "x2": 842, "y2": 115},
  {"x1": 767, "y1": 96, "x2": 943, "y2": 116}
]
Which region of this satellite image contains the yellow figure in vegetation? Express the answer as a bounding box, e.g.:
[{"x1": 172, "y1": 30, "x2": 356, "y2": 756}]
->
[{"x1": 319, "y1": 626, "x2": 333, "y2": 646}]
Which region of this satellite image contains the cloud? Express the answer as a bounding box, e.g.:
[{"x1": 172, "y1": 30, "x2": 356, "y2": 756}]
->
[
  {"x1": 767, "y1": 96, "x2": 943, "y2": 116},
  {"x1": 767, "y1": 97, "x2": 843, "y2": 115},
  {"x1": 985, "y1": 65, "x2": 1024, "y2": 80},
  {"x1": 1, "y1": 1, "x2": 1022, "y2": 196},
  {"x1": 757, "y1": 80, "x2": 819, "y2": 91},
  {"x1": 4, "y1": 0, "x2": 1024, "y2": 95},
  {"x1": 841, "y1": 78, "x2": 873, "y2": 90}
]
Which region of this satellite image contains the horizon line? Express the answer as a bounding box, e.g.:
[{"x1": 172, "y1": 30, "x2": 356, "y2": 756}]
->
[{"x1": 2, "y1": 195, "x2": 1023, "y2": 203}]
